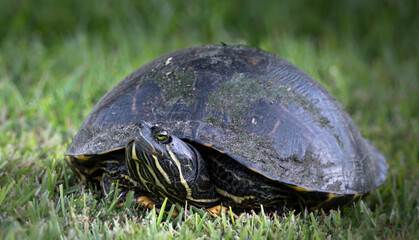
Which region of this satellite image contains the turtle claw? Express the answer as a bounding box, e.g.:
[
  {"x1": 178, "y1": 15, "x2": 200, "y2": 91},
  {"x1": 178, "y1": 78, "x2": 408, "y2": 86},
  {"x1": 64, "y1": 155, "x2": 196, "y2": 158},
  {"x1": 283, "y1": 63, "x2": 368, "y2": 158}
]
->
[
  {"x1": 205, "y1": 205, "x2": 238, "y2": 218},
  {"x1": 136, "y1": 196, "x2": 157, "y2": 209},
  {"x1": 136, "y1": 196, "x2": 179, "y2": 217}
]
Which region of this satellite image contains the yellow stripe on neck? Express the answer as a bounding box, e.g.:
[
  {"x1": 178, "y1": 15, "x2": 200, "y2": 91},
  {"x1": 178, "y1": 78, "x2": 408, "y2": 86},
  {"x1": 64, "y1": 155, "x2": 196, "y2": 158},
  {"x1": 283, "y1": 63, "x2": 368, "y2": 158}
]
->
[
  {"x1": 152, "y1": 155, "x2": 172, "y2": 185},
  {"x1": 166, "y1": 145, "x2": 193, "y2": 199}
]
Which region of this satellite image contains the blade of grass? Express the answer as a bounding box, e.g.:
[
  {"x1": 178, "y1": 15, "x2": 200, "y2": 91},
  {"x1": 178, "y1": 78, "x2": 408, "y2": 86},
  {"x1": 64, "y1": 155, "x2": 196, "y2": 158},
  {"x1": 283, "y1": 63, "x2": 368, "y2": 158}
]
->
[
  {"x1": 156, "y1": 198, "x2": 168, "y2": 226},
  {"x1": 59, "y1": 184, "x2": 65, "y2": 217}
]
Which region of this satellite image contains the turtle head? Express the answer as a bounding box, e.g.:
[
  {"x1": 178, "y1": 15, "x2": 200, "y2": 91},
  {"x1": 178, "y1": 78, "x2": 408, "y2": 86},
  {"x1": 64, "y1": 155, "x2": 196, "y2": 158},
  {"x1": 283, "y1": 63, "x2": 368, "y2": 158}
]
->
[
  {"x1": 126, "y1": 121, "x2": 195, "y2": 163},
  {"x1": 125, "y1": 121, "x2": 198, "y2": 196},
  {"x1": 125, "y1": 121, "x2": 219, "y2": 206}
]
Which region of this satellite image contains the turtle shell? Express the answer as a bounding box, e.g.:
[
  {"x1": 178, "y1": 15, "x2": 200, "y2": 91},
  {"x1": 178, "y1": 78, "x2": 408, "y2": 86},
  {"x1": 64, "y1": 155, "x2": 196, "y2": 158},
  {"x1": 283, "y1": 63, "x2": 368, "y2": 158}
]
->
[{"x1": 66, "y1": 45, "x2": 387, "y2": 195}]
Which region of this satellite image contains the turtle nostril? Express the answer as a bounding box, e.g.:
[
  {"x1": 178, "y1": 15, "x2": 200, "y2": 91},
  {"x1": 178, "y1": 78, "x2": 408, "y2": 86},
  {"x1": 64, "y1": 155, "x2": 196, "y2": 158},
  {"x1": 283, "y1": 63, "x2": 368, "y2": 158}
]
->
[
  {"x1": 136, "y1": 121, "x2": 153, "y2": 129},
  {"x1": 137, "y1": 122, "x2": 142, "y2": 127}
]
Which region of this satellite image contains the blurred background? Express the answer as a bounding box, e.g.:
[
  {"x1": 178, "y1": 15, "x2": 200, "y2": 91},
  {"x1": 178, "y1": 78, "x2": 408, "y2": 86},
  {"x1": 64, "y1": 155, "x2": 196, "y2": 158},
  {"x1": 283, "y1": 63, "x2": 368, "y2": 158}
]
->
[
  {"x1": 1, "y1": 0, "x2": 417, "y2": 157},
  {"x1": 0, "y1": 0, "x2": 418, "y2": 237}
]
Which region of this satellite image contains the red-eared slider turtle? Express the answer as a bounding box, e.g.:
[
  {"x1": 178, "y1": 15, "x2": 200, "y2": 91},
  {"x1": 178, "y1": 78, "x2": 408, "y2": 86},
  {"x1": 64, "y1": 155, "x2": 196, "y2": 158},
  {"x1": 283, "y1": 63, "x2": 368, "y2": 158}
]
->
[{"x1": 65, "y1": 45, "x2": 387, "y2": 214}]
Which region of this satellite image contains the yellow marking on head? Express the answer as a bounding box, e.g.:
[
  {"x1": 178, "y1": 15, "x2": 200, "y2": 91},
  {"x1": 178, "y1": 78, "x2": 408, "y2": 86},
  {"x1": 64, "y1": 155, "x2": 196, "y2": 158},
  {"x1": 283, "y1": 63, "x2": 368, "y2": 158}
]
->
[
  {"x1": 166, "y1": 145, "x2": 192, "y2": 198},
  {"x1": 215, "y1": 187, "x2": 254, "y2": 204},
  {"x1": 138, "y1": 128, "x2": 156, "y2": 153},
  {"x1": 132, "y1": 152, "x2": 172, "y2": 197},
  {"x1": 127, "y1": 149, "x2": 159, "y2": 192},
  {"x1": 165, "y1": 146, "x2": 218, "y2": 204},
  {"x1": 131, "y1": 143, "x2": 139, "y2": 160},
  {"x1": 144, "y1": 164, "x2": 167, "y2": 191},
  {"x1": 152, "y1": 155, "x2": 172, "y2": 185},
  {"x1": 134, "y1": 160, "x2": 151, "y2": 192},
  {"x1": 130, "y1": 144, "x2": 218, "y2": 204}
]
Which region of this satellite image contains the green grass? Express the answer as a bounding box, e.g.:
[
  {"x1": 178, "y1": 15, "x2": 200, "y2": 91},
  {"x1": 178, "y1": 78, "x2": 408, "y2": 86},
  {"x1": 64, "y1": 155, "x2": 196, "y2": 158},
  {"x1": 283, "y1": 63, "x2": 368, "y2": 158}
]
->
[{"x1": 1, "y1": 0, "x2": 418, "y2": 239}]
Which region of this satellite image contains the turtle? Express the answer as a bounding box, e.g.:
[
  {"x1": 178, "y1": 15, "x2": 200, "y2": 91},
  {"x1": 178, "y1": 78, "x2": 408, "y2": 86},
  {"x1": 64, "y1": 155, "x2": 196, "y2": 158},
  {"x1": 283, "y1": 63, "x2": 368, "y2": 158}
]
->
[{"x1": 65, "y1": 45, "x2": 387, "y2": 215}]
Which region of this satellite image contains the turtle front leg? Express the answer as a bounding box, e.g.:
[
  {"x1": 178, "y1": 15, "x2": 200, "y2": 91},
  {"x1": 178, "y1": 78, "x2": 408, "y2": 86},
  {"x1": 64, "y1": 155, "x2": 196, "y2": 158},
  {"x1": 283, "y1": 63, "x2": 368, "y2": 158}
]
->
[
  {"x1": 115, "y1": 195, "x2": 159, "y2": 210},
  {"x1": 136, "y1": 196, "x2": 158, "y2": 209},
  {"x1": 136, "y1": 196, "x2": 179, "y2": 217},
  {"x1": 205, "y1": 205, "x2": 238, "y2": 218}
]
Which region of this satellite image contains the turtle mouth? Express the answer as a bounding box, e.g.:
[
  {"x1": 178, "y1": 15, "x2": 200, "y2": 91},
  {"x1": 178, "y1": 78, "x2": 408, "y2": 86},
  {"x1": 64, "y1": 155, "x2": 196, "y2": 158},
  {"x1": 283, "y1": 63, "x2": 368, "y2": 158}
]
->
[
  {"x1": 130, "y1": 138, "x2": 157, "y2": 158},
  {"x1": 129, "y1": 127, "x2": 163, "y2": 158}
]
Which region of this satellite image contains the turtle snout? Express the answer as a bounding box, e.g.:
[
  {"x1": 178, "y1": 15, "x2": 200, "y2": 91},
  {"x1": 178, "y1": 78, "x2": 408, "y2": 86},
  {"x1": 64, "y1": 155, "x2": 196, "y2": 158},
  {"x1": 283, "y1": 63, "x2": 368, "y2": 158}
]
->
[{"x1": 137, "y1": 121, "x2": 152, "y2": 129}]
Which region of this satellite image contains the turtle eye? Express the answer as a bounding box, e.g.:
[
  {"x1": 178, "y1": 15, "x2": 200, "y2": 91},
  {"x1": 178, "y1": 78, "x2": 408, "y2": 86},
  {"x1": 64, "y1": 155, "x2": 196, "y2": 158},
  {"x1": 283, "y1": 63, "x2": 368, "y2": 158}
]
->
[{"x1": 154, "y1": 130, "x2": 169, "y2": 143}]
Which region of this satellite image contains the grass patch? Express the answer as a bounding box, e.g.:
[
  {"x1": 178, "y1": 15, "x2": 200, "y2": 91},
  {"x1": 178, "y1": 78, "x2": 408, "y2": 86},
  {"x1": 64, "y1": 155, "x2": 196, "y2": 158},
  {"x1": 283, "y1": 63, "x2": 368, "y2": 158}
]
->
[{"x1": 1, "y1": 0, "x2": 418, "y2": 239}]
